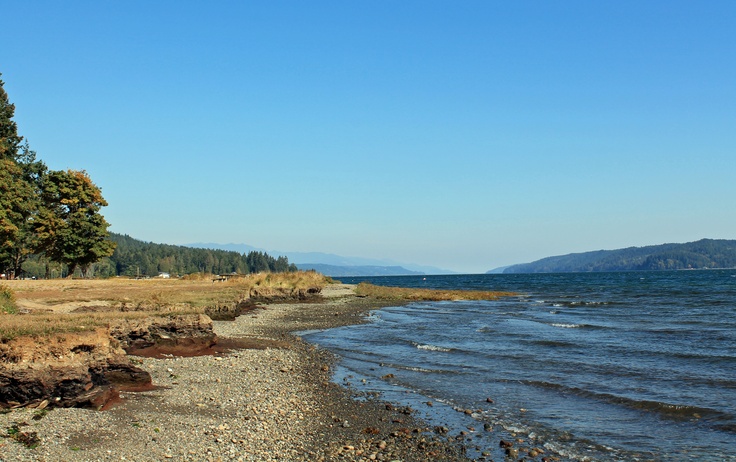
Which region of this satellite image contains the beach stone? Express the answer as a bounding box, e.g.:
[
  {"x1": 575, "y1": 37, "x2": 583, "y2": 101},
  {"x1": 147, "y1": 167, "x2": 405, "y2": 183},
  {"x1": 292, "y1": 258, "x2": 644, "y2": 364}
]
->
[{"x1": 0, "y1": 287, "x2": 483, "y2": 462}]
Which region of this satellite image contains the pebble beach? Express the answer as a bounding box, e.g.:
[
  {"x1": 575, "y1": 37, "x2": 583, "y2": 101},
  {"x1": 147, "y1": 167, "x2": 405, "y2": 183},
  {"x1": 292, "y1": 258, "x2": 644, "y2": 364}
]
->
[{"x1": 0, "y1": 285, "x2": 467, "y2": 462}]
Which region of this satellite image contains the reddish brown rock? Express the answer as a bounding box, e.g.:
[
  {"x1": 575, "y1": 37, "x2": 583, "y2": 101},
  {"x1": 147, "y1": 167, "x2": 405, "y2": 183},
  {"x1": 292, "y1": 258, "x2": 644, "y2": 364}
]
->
[
  {"x1": 205, "y1": 299, "x2": 260, "y2": 321},
  {"x1": 0, "y1": 328, "x2": 151, "y2": 409},
  {"x1": 248, "y1": 286, "x2": 322, "y2": 302},
  {"x1": 110, "y1": 314, "x2": 217, "y2": 356}
]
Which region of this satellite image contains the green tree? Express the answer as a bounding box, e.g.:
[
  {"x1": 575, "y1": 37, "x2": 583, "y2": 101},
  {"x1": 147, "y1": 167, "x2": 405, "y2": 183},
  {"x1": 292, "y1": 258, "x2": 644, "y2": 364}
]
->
[
  {"x1": 0, "y1": 73, "x2": 23, "y2": 161},
  {"x1": 3, "y1": 144, "x2": 46, "y2": 277},
  {"x1": 0, "y1": 76, "x2": 47, "y2": 278},
  {"x1": 0, "y1": 158, "x2": 36, "y2": 277},
  {"x1": 35, "y1": 169, "x2": 116, "y2": 277}
]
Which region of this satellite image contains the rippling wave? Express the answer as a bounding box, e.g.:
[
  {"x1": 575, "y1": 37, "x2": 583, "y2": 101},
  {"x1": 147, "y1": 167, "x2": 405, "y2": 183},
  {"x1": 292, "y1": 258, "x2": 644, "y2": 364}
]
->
[{"x1": 521, "y1": 379, "x2": 735, "y2": 424}]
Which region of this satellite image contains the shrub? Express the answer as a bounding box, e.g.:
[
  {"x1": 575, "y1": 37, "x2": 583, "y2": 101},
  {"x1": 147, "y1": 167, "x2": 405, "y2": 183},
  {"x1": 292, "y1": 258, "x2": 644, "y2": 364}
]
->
[{"x1": 0, "y1": 284, "x2": 18, "y2": 314}]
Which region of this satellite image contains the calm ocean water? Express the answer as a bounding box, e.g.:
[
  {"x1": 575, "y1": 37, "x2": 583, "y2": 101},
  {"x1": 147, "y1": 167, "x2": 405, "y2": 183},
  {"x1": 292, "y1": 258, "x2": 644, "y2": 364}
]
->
[{"x1": 302, "y1": 270, "x2": 736, "y2": 461}]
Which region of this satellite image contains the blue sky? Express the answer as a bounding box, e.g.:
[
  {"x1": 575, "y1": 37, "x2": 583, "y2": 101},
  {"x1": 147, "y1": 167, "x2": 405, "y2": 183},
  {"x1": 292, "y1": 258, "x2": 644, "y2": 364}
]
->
[{"x1": 3, "y1": 1, "x2": 735, "y2": 273}]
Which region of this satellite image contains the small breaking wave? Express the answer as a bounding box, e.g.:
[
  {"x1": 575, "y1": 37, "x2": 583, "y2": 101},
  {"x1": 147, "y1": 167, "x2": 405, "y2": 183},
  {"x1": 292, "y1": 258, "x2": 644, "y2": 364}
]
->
[
  {"x1": 413, "y1": 342, "x2": 453, "y2": 352},
  {"x1": 550, "y1": 323, "x2": 584, "y2": 329},
  {"x1": 378, "y1": 362, "x2": 452, "y2": 374},
  {"x1": 548, "y1": 322, "x2": 607, "y2": 330},
  {"x1": 548, "y1": 300, "x2": 611, "y2": 308}
]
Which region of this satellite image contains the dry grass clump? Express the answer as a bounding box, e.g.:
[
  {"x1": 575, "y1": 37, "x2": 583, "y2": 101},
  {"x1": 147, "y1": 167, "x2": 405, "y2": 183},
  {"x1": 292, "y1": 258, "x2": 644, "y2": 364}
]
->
[
  {"x1": 355, "y1": 283, "x2": 515, "y2": 301},
  {"x1": 226, "y1": 270, "x2": 331, "y2": 291},
  {"x1": 0, "y1": 284, "x2": 17, "y2": 314},
  {"x1": 1, "y1": 271, "x2": 332, "y2": 340},
  {"x1": 0, "y1": 311, "x2": 156, "y2": 341}
]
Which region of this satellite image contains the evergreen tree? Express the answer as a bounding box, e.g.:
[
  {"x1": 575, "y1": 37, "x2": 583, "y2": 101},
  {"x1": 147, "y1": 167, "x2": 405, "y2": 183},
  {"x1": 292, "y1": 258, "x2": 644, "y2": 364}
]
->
[
  {"x1": 0, "y1": 75, "x2": 45, "y2": 277},
  {"x1": 0, "y1": 73, "x2": 23, "y2": 161},
  {"x1": 0, "y1": 158, "x2": 36, "y2": 277}
]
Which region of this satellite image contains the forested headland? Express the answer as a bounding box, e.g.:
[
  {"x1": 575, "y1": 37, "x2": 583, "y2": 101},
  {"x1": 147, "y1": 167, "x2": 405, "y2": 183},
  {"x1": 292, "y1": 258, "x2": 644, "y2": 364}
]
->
[
  {"x1": 112, "y1": 233, "x2": 295, "y2": 278},
  {"x1": 501, "y1": 239, "x2": 736, "y2": 273},
  {"x1": 20, "y1": 233, "x2": 297, "y2": 278}
]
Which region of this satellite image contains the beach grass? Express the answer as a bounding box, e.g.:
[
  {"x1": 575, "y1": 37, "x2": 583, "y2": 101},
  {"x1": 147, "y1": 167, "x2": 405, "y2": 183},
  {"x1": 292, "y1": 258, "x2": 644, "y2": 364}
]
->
[
  {"x1": 0, "y1": 271, "x2": 332, "y2": 340},
  {"x1": 354, "y1": 282, "x2": 516, "y2": 301}
]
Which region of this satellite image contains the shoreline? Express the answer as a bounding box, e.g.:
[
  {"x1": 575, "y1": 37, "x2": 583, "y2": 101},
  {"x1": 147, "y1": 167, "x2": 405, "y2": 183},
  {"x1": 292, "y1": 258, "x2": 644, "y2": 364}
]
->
[{"x1": 0, "y1": 285, "x2": 469, "y2": 461}]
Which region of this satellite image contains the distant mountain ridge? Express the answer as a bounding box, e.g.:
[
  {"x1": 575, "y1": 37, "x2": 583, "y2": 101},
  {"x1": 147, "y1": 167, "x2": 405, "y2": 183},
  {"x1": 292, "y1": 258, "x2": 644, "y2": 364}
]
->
[
  {"x1": 187, "y1": 243, "x2": 455, "y2": 275},
  {"x1": 499, "y1": 239, "x2": 736, "y2": 274},
  {"x1": 295, "y1": 264, "x2": 423, "y2": 277}
]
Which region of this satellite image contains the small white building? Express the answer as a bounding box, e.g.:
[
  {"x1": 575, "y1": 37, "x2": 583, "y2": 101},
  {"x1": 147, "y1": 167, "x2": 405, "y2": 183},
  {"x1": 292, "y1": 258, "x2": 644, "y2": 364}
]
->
[{"x1": 157, "y1": 272, "x2": 171, "y2": 279}]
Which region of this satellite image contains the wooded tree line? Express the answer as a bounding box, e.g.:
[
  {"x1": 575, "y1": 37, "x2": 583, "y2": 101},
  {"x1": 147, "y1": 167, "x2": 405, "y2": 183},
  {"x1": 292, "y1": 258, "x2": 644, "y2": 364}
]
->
[
  {"x1": 20, "y1": 233, "x2": 298, "y2": 278},
  {"x1": 1, "y1": 73, "x2": 115, "y2": 278},
  {"x1": 103, "y1": 233, "x2": 297, "y2": 277}
]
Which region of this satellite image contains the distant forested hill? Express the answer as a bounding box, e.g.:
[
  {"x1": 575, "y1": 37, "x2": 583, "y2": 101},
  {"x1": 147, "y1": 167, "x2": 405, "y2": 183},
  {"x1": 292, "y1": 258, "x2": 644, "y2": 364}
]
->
[
  {"x1": 21, "y1": 233, "x2": 297, "y2": 278},
  {"x1": 501, "y1": 239, "x2": 736, "y2": 274},
  {"x1": 104, "y1": 234, "x2": 297, "y2": 277},
  {"x1": 23, "y1": 233, "x2": 297, "y2": 278}
]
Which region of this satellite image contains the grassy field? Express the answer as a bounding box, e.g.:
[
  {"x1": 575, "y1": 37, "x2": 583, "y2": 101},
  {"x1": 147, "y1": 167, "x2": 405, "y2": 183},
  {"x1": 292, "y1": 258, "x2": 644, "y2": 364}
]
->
[{"x1": 0, "y1": 271, "x2": 330, "y2": 340}]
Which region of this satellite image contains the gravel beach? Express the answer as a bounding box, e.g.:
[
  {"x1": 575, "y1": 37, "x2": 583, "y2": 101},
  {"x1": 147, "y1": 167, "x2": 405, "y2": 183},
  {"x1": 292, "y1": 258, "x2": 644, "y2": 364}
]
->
[{"x1": 0, "y1": 285, "x2": 468, "y2": 462}]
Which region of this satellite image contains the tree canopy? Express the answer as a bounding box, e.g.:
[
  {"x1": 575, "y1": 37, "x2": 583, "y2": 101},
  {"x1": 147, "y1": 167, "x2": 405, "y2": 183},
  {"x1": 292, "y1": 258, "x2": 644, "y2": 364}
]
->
[
  {"x1": 34, "y1": 169, "x2": 116, "y2": 277},
  {"x1": 0, "y1": 75, "x2": 23, "y2": 161}
]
